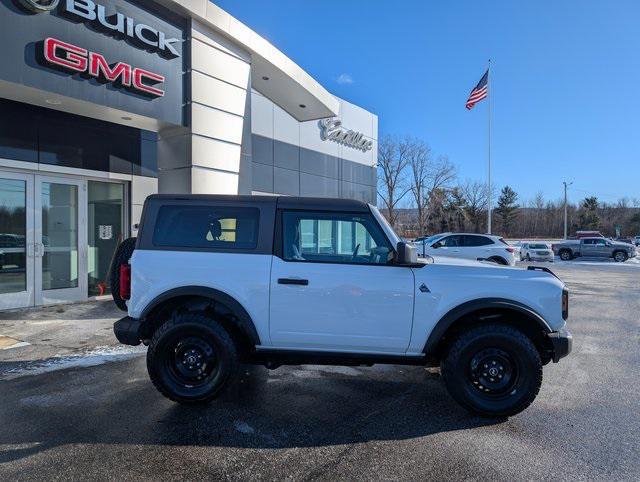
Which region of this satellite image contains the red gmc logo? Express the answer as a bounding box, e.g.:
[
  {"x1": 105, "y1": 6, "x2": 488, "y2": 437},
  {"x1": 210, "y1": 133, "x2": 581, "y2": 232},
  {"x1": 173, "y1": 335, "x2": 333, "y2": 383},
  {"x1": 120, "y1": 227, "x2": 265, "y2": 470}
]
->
[{"x1": 42, "y1": 37, "x2": 165, "y2": 97}]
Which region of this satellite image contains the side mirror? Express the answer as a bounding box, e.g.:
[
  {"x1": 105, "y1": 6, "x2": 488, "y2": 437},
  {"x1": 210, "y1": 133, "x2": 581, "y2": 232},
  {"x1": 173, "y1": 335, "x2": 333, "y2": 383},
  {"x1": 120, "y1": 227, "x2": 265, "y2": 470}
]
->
[
  {"x1": 395, "y1": 241, "x2": 417, "y2": 265},
  {"x1": 432, "y1": 242, "x2": 441, "y2": 249}
]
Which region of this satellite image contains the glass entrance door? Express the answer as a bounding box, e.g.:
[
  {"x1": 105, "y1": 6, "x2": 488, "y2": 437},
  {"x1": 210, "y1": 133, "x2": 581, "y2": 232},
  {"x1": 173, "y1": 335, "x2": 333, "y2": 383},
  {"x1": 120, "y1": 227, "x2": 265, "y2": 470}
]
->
[
  {"x1": 35, "y1": 176, "x2": 87, "y2": 305},
  {"x1": 0, "y1": 172, "x2": 34, "y2": 310}
]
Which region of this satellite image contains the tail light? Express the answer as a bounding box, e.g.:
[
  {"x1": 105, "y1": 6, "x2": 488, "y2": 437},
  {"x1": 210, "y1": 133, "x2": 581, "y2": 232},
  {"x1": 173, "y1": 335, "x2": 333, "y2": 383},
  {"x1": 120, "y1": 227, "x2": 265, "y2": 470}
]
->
[
  {"x1": 505, "y1": 247, "x2": 515, "y2": 253},
  {"x1": 119, "y1": 263, "x2": 131, "y2": 300},
  {"x1": 562, "y1": 288, "x2": 569, "y2": 320}
]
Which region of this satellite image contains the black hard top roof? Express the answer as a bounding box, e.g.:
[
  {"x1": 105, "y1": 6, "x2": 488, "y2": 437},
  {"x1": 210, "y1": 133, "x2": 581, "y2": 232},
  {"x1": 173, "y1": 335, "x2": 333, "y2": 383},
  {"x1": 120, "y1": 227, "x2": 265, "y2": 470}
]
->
[{"x1": 146, "y1": 194, "x2": 371, "y2": 213}]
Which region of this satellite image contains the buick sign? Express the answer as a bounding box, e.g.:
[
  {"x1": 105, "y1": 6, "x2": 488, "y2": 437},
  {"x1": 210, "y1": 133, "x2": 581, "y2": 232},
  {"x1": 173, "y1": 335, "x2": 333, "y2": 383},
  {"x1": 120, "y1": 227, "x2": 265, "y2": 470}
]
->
[
  {"x1": 63, "y1": 0, "x2": 181, "y2": 57},
  {"x1": 319, "y1": 118, "x2": 373, "y2": 152}
]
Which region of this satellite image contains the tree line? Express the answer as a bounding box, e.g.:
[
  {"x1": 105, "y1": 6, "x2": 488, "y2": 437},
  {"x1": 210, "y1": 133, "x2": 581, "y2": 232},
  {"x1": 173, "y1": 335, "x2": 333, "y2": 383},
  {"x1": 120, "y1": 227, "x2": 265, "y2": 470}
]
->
[{"x1": 377, "y1": 135, "x2": 640, "y2": 239}]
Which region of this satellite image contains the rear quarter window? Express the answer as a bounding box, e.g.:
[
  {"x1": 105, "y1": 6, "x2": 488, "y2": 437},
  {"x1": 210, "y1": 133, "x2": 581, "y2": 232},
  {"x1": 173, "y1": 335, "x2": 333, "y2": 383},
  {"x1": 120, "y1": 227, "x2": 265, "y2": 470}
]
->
[{"x1": 152, "y1": 205, "x2": 260, "y2": 249}]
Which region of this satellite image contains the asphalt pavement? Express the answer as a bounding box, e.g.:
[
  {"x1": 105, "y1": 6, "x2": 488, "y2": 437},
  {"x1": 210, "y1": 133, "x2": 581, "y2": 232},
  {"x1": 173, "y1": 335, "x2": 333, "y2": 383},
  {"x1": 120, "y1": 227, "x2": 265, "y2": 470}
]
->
[{"x1": 0, "y1": 262, "x2": 639, "y2": 480}]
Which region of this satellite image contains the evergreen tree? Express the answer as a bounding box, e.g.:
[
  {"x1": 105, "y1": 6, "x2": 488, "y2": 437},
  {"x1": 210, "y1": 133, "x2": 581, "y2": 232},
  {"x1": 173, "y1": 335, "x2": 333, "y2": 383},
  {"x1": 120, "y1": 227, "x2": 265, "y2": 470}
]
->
[
  {"x1": 578, "y1": 196, "x2": 600, "y2": 229},
  {"x1": 495, "y1": 186, "x2": 519, "y2": 235}
]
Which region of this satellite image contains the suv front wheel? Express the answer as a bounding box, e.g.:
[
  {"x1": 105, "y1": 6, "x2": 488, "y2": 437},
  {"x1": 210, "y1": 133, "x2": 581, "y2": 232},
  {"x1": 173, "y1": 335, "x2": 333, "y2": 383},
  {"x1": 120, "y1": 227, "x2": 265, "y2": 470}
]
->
[
  {"x1": 441, "y1": 324, "x2": 542, "y2": 417},
  {"x1": 147, "y1": 313, "x2": 239, "y2": 404}
]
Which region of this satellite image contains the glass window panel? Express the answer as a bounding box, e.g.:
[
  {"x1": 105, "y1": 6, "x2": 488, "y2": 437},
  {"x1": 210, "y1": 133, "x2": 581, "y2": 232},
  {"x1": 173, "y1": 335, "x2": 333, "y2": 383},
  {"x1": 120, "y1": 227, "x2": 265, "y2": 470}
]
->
[
  {"x1": 152, "y1": 206, "x2": 259, "y2": 250},
  {"x1": 42, "y1": 183, "x2": 78, "y2": 290},
  {"x1": 0, "y1": 100, "x2": 38, "y2": 163},
  {"x1": 283, "y1": 211, "x2": 390, "y2": 265},
  {"x1": 88, "y1": 181, "x2": 125, "y2": 296},
  {"x1": 0, "y1": 179, "x2": 27, "y2": 294}
]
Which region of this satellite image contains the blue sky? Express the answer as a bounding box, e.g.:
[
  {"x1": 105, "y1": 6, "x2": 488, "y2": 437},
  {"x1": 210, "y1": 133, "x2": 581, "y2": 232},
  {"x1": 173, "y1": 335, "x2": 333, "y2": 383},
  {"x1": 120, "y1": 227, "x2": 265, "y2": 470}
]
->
[{"x1": 214, "y1": 0, "x2": 640, "y2": 204}]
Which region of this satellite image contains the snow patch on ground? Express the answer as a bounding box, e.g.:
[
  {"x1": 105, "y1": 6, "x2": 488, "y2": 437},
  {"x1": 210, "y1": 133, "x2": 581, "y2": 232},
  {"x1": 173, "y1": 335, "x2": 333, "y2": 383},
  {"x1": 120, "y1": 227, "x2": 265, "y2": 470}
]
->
[{"x1": 2, "y1": 345, "x2": 146, "y2": 380}]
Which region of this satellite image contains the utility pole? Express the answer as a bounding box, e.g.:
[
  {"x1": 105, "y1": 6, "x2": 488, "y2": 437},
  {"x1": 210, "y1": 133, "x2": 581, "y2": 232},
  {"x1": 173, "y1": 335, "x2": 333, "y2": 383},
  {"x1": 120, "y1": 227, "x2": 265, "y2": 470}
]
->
[{"x1": 563, "y1": 181, "x2": 573, "y2": 239}]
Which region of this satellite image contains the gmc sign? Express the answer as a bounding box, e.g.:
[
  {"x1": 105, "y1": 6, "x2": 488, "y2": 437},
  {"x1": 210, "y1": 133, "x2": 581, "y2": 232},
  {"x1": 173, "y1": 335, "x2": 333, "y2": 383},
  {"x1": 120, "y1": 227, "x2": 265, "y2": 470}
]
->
[{"x1": 42, "y1": 37, "x2": 165, "y2": 97}]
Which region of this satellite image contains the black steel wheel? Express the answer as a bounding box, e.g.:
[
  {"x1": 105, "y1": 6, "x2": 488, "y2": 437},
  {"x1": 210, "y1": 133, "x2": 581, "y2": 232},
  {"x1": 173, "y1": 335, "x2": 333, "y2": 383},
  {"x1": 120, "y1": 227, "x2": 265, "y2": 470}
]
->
[
  {"x1": 441, "y1": 324, "x2": 542, "y2": 417},
  {"x1": 147, "y1": 313, "x2": 239, "y2": 404}
]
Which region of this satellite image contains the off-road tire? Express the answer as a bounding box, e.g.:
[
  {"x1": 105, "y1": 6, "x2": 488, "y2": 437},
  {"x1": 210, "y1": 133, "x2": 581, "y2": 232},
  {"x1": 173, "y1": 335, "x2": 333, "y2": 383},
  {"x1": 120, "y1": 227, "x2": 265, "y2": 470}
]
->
[
  {"x1": 613, "y1": 250, "x2": 628, "y2": 263},
  {"x1": 147, "y1": 313, "x2": 239, "y2": 404},
  {"x1": 109, "y1": 237, "x2": 137, "y2": 311},
  {"x1": 441, "y1": 324, "x2": 543, "y2": 418},
  {"x1": 559, "y1": 249, "x2": 572, "y2": 261}
]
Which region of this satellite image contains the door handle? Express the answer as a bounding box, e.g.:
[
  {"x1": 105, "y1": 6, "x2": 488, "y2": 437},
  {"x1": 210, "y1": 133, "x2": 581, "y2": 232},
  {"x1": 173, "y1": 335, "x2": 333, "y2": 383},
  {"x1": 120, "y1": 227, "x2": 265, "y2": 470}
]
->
[{"x1": 278, "y1": 278, "x2": 309, "y2": 286}]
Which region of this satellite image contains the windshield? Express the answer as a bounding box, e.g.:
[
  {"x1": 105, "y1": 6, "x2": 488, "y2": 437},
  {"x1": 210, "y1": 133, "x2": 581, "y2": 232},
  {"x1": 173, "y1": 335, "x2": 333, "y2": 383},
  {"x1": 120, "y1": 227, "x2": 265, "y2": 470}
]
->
[
  {"x1": 369, "y1": 205, "x2": 401, "y2": 248},
  {"x1": 530, "y1": 244, "x2": 548, "y2": 249},
  {"x1": 422, "y1": 234, "x2": 444, "y2": 245}
]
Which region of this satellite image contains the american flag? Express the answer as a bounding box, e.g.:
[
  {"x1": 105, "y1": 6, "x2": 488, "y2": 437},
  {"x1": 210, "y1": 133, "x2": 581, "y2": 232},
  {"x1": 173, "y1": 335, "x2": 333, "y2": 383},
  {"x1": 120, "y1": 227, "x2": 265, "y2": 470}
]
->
[{"x1": 465, "y1": 69, "x2": 489, "y2": 110}]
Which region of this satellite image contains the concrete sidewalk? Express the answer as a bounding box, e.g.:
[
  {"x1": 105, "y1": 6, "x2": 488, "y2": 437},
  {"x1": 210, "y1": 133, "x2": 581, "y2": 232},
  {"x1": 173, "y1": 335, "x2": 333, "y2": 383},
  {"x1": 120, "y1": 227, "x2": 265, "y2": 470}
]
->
[{"x1": 0, "y1": 300, "x2": 133, "y2": 378}]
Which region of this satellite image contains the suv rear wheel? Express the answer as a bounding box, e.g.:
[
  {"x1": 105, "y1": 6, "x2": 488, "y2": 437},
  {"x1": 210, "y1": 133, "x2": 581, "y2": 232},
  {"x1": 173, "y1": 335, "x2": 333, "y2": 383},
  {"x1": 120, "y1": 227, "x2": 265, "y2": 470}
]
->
[
  {"x1": 147, "y1": 313, "x2": 239, "y2": 404},
  {"x1": 441, "y1": 324, "x2": 542, "y2": 417}
]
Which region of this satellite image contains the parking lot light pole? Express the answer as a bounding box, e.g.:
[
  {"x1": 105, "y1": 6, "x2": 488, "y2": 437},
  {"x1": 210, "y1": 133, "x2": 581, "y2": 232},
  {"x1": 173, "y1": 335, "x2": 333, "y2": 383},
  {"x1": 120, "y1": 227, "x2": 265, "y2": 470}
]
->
[{"x1": 563, "y1": 181, "x2": 573, "y2": 239}]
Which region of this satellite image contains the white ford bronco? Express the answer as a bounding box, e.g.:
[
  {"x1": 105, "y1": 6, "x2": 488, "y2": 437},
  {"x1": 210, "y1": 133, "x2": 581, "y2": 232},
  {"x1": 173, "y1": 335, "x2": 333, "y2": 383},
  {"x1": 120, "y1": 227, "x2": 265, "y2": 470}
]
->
[{"x1": 112, "y1": 195, "x2": 572, "y2": 417}]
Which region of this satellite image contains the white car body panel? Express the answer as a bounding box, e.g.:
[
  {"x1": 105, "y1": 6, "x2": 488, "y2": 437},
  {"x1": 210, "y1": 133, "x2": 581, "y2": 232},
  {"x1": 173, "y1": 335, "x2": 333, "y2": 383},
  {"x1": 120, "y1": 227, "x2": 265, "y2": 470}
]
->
[
  {"x1": 269, "y1": 256, "x2": 415, "y2": 353},
  {"x1": 406, "y1": 259, "x2": 566, "y2": 353},
  {"x1": 129, "y1": 249, "x2": 565, "y2": 356},
  {"x1": 128, "y1": 250, "x2": 273, "y2": 345}
]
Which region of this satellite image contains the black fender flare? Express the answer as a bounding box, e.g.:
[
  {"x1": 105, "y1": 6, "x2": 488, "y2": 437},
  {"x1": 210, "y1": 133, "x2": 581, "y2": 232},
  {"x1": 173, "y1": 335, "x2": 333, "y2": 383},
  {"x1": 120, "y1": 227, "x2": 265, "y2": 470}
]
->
[
  {"x1": 140, "y1": 286, "x2": 261, "y2": 345},
  {"x1": 423, "y1": 298, "x2": 552, "y2": 356}
]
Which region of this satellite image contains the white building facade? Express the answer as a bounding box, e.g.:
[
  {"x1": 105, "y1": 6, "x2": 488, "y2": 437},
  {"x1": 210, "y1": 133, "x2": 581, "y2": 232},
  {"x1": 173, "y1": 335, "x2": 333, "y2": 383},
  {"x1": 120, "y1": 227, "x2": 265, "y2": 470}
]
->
[{"x1": 0, "y1": 0, "x2": 377, "y2": 310}]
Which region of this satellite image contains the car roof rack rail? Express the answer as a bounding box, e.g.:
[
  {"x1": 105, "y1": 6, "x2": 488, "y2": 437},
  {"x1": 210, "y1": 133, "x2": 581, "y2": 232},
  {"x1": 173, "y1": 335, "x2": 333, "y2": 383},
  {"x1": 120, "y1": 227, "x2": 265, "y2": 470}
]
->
[{"x1": 527, "y1": 265, "x2": 560, "y2": 280}]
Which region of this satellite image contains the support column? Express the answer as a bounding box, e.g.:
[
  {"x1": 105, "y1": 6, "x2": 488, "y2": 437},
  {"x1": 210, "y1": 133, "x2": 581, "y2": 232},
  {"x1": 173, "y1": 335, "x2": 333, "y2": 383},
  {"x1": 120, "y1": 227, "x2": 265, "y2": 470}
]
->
[{"x1": 158, "y1": 20, "x2": 252, "y2": 195}]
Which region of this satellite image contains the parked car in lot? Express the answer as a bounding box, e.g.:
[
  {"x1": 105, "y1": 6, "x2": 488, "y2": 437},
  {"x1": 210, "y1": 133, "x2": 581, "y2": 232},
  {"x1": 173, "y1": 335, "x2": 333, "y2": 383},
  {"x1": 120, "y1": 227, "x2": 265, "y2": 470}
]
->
[
  {"x1": 519, "y1": 242, "x2": 554, "y2": 262},
  {"x1": 111, "y1": 195, "x2": 572, "y2": 417},
  {"x1": 552, "y1": 237, "x2": 637, "y2": 262},
  {"x1": 414, "y1": 233, "x2": 516, "y2": 266}
]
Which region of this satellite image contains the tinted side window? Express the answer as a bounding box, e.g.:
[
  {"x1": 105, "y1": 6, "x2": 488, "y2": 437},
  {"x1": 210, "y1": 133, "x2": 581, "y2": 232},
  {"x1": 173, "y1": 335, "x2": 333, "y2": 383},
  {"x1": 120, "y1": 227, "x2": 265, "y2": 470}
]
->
[
  {"x1": 464, "y1": 235, "x2": 493, "y2": 247},
  {"x1": 282, "y1": 211, "x2": 392, "y2": 265},
  {"x1": 152, "y1": 206, "x2": 259, "y2": 249},
  {"x1": 439, "y1": 235, "x2": 463, "y2": 247}
]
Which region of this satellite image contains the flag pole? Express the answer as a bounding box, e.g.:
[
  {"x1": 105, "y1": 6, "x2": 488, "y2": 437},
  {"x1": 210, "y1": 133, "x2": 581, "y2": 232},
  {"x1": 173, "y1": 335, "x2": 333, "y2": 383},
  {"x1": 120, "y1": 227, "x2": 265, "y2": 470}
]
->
[{"x1": 487, "y1": 59, "x2": 492, "y2": 234}]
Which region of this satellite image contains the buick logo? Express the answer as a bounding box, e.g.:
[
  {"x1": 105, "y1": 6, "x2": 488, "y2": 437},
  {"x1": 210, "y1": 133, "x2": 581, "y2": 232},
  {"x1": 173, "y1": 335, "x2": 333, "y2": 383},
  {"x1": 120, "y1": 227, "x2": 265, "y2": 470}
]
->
[{"x1": 17, "y1": 0, "x2": 59, "y2": 12}]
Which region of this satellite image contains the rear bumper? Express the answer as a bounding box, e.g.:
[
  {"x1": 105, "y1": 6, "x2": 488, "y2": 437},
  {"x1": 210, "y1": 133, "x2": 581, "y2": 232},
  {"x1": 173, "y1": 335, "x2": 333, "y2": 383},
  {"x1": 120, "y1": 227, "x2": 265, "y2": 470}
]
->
[
  {"x1": 114, "y1": 316, "x2": 142, "y2": 346},
  {"x1": 547, "y1": 327, "x2": 572, "y2": 362}
]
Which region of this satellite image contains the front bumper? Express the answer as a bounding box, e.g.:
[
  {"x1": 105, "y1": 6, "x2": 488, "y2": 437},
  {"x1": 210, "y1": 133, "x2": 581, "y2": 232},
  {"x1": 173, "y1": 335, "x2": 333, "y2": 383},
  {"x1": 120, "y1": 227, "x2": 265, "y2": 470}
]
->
[
  {"x1": 547, "y1": 327, "x2": 572, "y2": 362},
  {"x1": 114, "y1": 316, "x2": 142, "y2": 346}
]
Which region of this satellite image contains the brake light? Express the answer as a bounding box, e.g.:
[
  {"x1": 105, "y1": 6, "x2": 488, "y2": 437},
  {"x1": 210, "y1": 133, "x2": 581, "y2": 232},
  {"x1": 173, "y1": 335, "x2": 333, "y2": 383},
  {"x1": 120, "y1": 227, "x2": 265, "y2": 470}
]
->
[
  {"x1": 506, "y1": 247, "x2": 515, "y2": 253},
  {"x1": 119, "y1": 263, "x2": 131, "y2": 301}
]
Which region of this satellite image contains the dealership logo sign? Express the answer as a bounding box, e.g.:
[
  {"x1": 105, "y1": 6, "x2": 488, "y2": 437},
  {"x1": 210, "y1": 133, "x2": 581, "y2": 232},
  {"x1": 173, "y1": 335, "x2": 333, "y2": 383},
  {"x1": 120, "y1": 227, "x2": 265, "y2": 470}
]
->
[
  {"x1": 63, "y1": 0, "x2": 181, "y2": 58},
  {"x1": 319, "y1": 118, "x2": 373, "y2": 152},
  {"x1": 17, "y1": 0, "x2": 181, "y2": 58},
  {"x1": 17, "y1": 0, "x2": 59, "y2": 12},
  {"x1": 42, "y1": 37, "x2": 165, "y2": 97}
]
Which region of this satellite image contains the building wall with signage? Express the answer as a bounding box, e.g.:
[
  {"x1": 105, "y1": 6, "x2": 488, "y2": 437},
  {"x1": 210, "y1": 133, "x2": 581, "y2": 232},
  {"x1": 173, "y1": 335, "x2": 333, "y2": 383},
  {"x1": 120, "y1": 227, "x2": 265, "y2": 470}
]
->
[{"x1": 251, "y1": 90, "x2": 378, "y2": 203}]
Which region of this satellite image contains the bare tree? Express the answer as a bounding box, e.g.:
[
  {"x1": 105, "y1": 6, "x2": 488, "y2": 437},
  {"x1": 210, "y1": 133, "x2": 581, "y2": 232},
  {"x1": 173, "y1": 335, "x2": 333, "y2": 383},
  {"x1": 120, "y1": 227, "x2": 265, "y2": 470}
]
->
[
  {"x1": 377, "y1": 135, "x2": 410, "y2": 228},
  {"x1": 405, "y1": 138, "x2": 432, "y2": 234},
  {"x1": 461, "y1": 180, "x2": 488, "y2": 233}
]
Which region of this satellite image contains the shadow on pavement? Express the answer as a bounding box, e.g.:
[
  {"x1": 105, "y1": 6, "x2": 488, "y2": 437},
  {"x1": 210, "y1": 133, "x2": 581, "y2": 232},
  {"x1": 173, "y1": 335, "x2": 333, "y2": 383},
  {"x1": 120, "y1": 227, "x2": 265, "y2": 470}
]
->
[{"x1": 0, "y1": 357, "x2": 501, "y2": 463}]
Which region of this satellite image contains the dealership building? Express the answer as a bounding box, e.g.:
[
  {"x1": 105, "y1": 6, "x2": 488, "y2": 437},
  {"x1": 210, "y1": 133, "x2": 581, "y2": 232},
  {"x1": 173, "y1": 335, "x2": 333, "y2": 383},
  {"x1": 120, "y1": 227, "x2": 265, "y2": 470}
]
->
[{"x1": 0, "y1": 0, "x2": 378, "y2": 310}]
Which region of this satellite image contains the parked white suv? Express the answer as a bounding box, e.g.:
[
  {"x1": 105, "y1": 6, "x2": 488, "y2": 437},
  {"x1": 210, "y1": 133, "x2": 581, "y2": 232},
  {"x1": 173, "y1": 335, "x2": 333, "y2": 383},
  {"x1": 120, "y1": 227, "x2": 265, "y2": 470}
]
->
[
  {"x1": 112, "y1": 195, "x2": 571, "y2": 417},
  {"x1": 519, "y1": 242, "x2": 554, "y2": 262},
  {"x1": 414, "y1": 233, "x2": 517, "y2": 266}
]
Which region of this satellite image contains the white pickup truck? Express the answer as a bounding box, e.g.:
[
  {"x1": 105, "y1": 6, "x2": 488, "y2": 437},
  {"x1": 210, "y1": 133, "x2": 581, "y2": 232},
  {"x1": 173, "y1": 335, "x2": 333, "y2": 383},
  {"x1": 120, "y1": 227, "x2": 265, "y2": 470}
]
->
[{"x1": 112, "y1": 195, "x2": 572, "y2": 417}]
